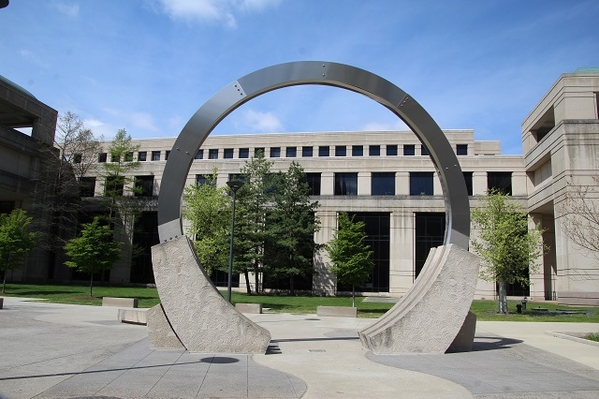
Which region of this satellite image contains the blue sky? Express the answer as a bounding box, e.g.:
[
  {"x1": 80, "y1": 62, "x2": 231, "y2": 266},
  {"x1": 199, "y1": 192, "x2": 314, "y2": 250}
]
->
[{"x1": 1, "y1": 0, "x2": 597, "y2": 154}]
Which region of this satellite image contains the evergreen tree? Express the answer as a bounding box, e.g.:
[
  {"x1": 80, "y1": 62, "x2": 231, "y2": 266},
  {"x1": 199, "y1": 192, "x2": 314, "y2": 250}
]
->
[
  {"x1": 64, "y1": 217, "x2": 121, "y2": 297},
  {"x1": 326, "y1": 212, "x2": 374, "y2": 307},
  {"x1": 264, "y1": 162, "x2": 320, "y2": 294},
  {"x1": 471, "y1": 190, "x2": 545, "y2": 314},
  {"x1": 0, "y1": 209, "x2": 39, "y2": 293}
]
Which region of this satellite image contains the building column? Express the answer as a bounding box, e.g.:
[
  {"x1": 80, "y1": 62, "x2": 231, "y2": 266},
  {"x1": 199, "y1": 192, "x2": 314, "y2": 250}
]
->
[
  {"x1": 396, "y1": 171, "x2": 409, "y2": 195},
  {"x1": 359, "y1": 171, "x2": 371, "y2": 196},
  {"x1": 321, "y1": 172, "x2": 334, "y2": 196},
  {"x1": 388, "y1": 209, "x2": 414, "y2": 296},
  {"x1": 313, "y1": 210, "x2": 337, "y2": 295}
]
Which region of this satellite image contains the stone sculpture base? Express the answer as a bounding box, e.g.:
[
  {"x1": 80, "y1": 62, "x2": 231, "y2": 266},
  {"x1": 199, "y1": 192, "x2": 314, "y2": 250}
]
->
[
  {"x1": 150, "y1": 236, "x2": 271, "y2": 353},
  {"x1": 359, "y1": 244, "x2": 480, "y2": 354}
]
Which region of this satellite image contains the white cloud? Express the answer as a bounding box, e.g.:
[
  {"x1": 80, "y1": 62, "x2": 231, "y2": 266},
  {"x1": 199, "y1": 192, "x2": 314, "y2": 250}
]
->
[
  {"x1": 240, "y1": 109, "x2": 284, "y2": 132},
  {"x1": 156, "y1": 0, "x2": 281, "y2": 27},
  {"x1": 51, "y1": 1, "x2": 80, "y2": 17},
  {"x1": 130, "y1": 112, "x2": 159, "y2": 132}
]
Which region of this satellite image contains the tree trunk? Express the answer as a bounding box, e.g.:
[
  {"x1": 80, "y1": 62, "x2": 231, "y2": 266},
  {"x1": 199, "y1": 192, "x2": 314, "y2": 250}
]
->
[
  {"x1": 497, "y1": 279, "x2": 508, "y2": 314},
  {"x1": 352, "y1": 284, "x2": 356, "y2": 308},
  {"x1": 89, "y1": 273, "x2": 94, "y2": 297},
  {"x1": 244, "y1": 270, "x2": 252, "y2": 295},
  {"x1": 290, "y1": 276, "x2": 295, "y2": 295},
  {"x1": 2, "y1": 273, "x2": 6, "y2": 293}
]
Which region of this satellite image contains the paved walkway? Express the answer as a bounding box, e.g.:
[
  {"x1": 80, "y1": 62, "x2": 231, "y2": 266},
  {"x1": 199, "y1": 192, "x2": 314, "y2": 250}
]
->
[{"x1": 1, "y1": 297, "x2": 599, "y2": 398}]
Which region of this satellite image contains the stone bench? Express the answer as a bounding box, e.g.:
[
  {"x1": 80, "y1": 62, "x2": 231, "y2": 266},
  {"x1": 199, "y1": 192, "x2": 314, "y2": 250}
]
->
[
  {"x1": 118, "y1": 308, "x2": 147, "y2": 325},
  {"x1": 235, "y1": 303, "x2": 262, "y2": 314},
  {"x1": 102, "y1": 297, "x2": 138, "y2": 308},
  {"x1": 316, "y1": 305, "x2": 357, "y2": 318}
]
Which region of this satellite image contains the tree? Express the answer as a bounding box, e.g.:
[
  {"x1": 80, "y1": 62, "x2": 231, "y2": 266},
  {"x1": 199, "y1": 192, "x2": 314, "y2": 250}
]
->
[
  {"x1": 471, "y1": 190, "x2": 545, "y2": 314},
  {"x1": 326, "y1": 212, "x2": 374, "y2": 307},
  {"x1": 0, "y1": 209, "x2": 39, "y2": 293},
  {"x1": 235, "y1": 154, "x2": 277, "y2": 294},
  {"x1": 264, "y1": 161, "x2": 320, "y2": 294},
  {"x1": 64, "y1": 217, "x2": 121, "y2": 297},
  {"x1": 559, "y1": 177, "x2": 599, "y2": 261},
  {"x1": 183, "y1": 171, "x2": 231, "y2": 276}
]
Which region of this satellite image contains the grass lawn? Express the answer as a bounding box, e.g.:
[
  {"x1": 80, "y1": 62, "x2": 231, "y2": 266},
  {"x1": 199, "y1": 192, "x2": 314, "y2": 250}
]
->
[{"x1": 2, "y1": 283, "x2": 599, "y2": 322}]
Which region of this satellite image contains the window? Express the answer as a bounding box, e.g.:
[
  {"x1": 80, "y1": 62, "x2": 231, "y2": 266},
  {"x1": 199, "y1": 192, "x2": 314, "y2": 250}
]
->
[
  {"x1": 352, "y1": 145, "x2": 363, "y2": 156},
  {"x1": 334, "y1": 173, "x2": 358, "y2": 195},
  {"x1": 105, "y1": 176, "x2": 124, "y2": 196},
  {"x1": 135, "y1": 176, "x2": 154, "y2": 197},
  {"x1": 98, "y1": 153, "x2": 107, "y2": 163},
  {"x1": 403, "y1": 145, "x2": 415, "y2": 156},
  {"x1": 286, "y1": 147, "x2": 297, "y2": 157},
  {"x1": 487, "y1": 172, "x2": 512, "y2": 195},
  {"x1": 73, "y1": 153, "x2": 82, "y2": 164},
  {"x1": 410, "y1": 172, "x2": 433, "y2": 195},
  {"x1": 270, "y1": 147, "x2": 281, "y2": 157},
  {"x1": 463, "y1": 172, "x2": 473, "y2": 196},
  {"x1": 196, "y1": 174, "x2": 215, "y2": 186},
  {"x1": 79, "y1": 177, "x2": 96, "y2": 197},
  {"x1": 110, "y1": 152, "x2": 119, "y2": 162},
  {"x1": 421, "y1": 146, "x2": 429, "y2": 156},
  {"x1": 305, "y1": 173, "x2": 321, "y2": 195},
  {"x1": 386, "y1": 145, "x2": 398, "y2": 156},
  {"x1": 319, "y1": 146, "x2": 330, "y2": 157},
  {"x1": 195, "y1": 149, "x2": 203, "y2": 159},
  {"x1": 372, "y1": 172, "x2": 395, "y2": 195},
  {"x1": 138, "y1": 151, "x2": 147, "y2": 161},
  {"x1": 165, "y1": 150, "x2": 170, "y2": 160},
  {"x1": 255, "y1": 147, "x2": 265, "y2": 157},
  {"x1": 302, "y1": 146, "x2": 313, "y2": 157},
  {"x1": 456, "y1": 144, "x2": 468, "y2": 156},
  {"x1": 335, "y1": 145, "x2": 346, "y2": 156},
  {"x1": 208, "y1": 149, "x2": 218, "y2": 159},
  {"x1": 124, "y1": 152, "x2": 134, "y2": 162},
  {"x1": 224, "y1": 148, "x2": 234, "y2": 159},
  {"x1": 239, "y1": 148, "x2": 249, "y2": 158},
  {"x1": 151, "y1": 151, "x2": 161, "y2": 161},
  {"x1": 369, "y1": 145, "x2": 380, "y2": 156}
]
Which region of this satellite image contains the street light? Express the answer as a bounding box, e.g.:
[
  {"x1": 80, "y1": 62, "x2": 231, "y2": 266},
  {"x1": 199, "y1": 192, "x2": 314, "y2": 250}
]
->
[{"x1": 226, "y1": 180, "x2": 244, "y2": 303}]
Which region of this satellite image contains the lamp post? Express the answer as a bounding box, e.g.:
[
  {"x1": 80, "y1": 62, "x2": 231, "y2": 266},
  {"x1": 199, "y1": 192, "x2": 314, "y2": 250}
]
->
[{"x1": 226, "y1": 180, "x2": 244, "y2": 303}]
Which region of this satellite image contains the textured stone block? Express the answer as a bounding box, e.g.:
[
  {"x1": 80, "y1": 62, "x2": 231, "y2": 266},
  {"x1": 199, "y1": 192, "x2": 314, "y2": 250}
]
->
[
  {"x1": 317, "y1": 305, "x2": 357, "y2": 318},
  {"x1": 446, "y1": 311, "x2": 477, "y2": 353},
  {"x1": 118, "y1": 308, "x2": 147, "y2": 325},
  {"x1": 359, "y1": 244, "x2": 480, "y2": 354},
  {"x1": 147, "y1": 304, "x2": 185, "y2": 350},
  {"x1": 151, "y1": 237, "x2": 271, "y2": 353}
]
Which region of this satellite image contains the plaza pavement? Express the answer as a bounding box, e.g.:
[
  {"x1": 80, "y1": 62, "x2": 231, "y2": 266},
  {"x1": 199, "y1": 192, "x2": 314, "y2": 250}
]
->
[{"x1": 2, "y1": 297, "x2": 599, "y2": 398}]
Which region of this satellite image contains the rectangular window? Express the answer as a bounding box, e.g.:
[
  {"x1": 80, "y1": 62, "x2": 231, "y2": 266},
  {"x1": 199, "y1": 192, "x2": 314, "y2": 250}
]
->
[
  {"x1": 196, "y1": 174, "x2": 215, "y2": 186},
  {"x1": 334, "y1": 173, "x2": 358, "y2": 195},
  {"x1": 195, "y1": 149, "x2": 203, "y2": 159},
  {"x1": 110, "y1": 153, "x2": 119, "y2": 162},
  {"x1": 124, "y1": 152, "x2": 133, "y2": 162},
  {"x1": 352, "y1": 145, "x2": 363, "y2": 156},
  {"x1": 224, "y1": 148, "x2": 234, "y2": 159},
  {"x1": 286, "y1": 147, "x2": 297, "y2": 157},
  {"x1": 369, "y1": 145, "x2": 380, "y2": 156},
  {"x1": 239, "y1": 148, "x2": 249, "y2": 158},
  {"x1": 105, "y1": 176, "x2": 124, "y2": 196},
  {"x1": 319, "y1": 146, "x2": 330, "y2": 157},
  {"x1": 403, "y1": 145, "x2": 415, "y2": 156},
  {"x1": 151, "y1": 151, "x2": 161, "y2": 161},
  {"x1": 305, "y1": 173, "x2": 321, "y2": 195},
  {"x1": 463, "y1": 172, "x2": 473, "y2": 196},
  {"x1": 421, "y1": 146, "x2": 430, "y2": 156},
  {"x1": 165, "y1": 150, "x2": 170, "y2": 160},
  {"x1": 138, "y1": 151, "x2": 147, "y2": 161},
  {"x1": 386, "y1": 145, "x2": 398, "y2": 156},
  {"x1": 372, "y1": 172, "x2": 395, "y2": 195},
  {"x1": 302, "y1": 146, "x2": 313, "y2": 157},
  {"x1": 487, "y1": 172, "x2": 512, "y2": 195},
  {"x1": 255, "y1": 147, "x2": 265, "y2": 157},
  {"x1": 270, "y1": 147, "x2": 281, "y2": 157},
  {"x1": 135, "y1": 176, "x2": 154, "y2": 197},
  {"x1": 73, "y1": 153, "x2": 82, "y2": 164},
  {"x1": 410, "y1": 172, "x2": 433, "y2": 195},
  {"x1": 79, "y1": 177, "x2": 96, "y2": 197},
  {"x1": 98, "y1": 153, "x2": 107, "y2": 163},
  {"x1": 208, "y1": 149, "x2": 218, "y2": 159},
  {"x1": 456, "y1": 144, "x2": 468, "y2": 155},
  {"x1": 335, "y1": 145, "x2": 346, "y2": 156}
]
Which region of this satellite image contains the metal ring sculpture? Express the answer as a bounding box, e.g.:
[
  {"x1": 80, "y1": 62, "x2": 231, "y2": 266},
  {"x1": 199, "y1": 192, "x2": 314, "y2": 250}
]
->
[{"x1": 157, "y1": 61, "x2": 470, "y2": 247}]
